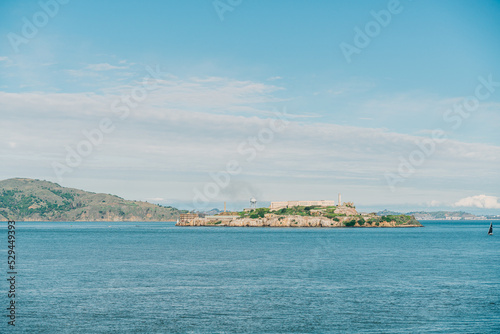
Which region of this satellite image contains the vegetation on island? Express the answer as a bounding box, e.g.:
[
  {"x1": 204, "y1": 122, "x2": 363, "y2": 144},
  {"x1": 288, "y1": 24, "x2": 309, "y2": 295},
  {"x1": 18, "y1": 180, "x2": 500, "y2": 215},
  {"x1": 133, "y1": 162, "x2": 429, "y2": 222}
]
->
[
  {"x1": 239, "y1": 205, "x2": 347, "y2": 218},
  {"x1": 229, "y1": 205, "x2": 421, "y2": 227}
]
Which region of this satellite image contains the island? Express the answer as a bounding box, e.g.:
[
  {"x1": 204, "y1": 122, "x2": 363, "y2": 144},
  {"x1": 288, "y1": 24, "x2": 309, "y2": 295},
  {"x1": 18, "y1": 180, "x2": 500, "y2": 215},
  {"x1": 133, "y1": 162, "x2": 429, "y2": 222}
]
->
[{"x1": 176, "y1": 201, "x2": 422, "y2": 228}]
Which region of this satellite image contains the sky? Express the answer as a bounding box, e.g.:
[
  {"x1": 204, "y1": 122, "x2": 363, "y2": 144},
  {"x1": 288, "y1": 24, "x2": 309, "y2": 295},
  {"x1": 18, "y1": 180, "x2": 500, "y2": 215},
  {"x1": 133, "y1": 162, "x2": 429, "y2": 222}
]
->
[{"x1": 1, "y1": 0, "x2": 500, "y2": 213}]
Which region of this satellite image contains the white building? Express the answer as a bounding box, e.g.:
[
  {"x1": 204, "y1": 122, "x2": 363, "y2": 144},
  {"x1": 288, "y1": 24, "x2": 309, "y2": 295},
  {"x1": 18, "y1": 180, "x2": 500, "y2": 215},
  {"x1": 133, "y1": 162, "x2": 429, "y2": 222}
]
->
[{"x1": 269, "y1": 200, "x2": 336, "y2": 211}]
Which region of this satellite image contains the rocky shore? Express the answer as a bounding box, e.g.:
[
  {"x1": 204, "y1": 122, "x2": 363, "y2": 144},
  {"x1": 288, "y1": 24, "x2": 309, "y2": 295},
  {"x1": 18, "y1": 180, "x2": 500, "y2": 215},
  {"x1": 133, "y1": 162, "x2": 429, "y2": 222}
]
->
[{"x1": 176, "y1": 214, "x2": 422, "y2": 228}]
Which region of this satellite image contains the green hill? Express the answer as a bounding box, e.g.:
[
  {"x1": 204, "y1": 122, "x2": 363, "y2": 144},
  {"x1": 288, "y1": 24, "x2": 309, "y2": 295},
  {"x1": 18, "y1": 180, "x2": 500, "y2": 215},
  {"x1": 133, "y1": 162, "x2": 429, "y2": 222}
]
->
[{"x1": 0, "y1": 178, "x2": 181, "y2": 222}]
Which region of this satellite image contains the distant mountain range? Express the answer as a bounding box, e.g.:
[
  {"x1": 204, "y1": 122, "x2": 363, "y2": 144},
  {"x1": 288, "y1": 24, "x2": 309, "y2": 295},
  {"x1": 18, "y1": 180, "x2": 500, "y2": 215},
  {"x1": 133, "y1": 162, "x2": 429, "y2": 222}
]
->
[
  {"x1": 377, "y1": 209, "x2": 500, "y2": 220},
  {"x1": 0, "y1": 178, "x2": 183, "y2": 222}
]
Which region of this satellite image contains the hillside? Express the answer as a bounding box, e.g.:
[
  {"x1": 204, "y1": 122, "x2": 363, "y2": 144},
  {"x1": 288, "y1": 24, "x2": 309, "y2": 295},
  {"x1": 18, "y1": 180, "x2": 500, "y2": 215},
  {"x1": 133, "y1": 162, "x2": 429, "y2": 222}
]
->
[
  {"x1": 406, "y1": 211, "x2": 477, "y2": 220},
  {"x1": 377, "y1": 210, "x2": 495, "y2": 220},
  {"x1": 0, "y1": 178, "x2": 181, "y2": 222}
]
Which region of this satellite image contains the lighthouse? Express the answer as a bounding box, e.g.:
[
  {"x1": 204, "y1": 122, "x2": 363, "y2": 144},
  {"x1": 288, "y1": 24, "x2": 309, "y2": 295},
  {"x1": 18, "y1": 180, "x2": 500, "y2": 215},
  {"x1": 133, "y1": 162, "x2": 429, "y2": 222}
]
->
[{"x1": 338, "y1": 193, "x2": 342, "y2": 206}]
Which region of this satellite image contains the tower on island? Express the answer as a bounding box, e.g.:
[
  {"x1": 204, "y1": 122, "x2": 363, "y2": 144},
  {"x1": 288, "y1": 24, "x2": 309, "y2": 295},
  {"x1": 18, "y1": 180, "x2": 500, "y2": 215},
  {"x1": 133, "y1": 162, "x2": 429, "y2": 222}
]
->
[
  {"x1": 338, "y1": 193, "x2": 342, "y2": 206},
  {"x1": 250, "y1": 197, "x2": 257, "y2": 209}
]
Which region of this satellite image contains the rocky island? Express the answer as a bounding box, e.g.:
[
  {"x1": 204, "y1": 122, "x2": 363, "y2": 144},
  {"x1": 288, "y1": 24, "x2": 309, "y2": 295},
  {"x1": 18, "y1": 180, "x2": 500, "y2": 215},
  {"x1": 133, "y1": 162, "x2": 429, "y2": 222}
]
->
[{"x1": 176, "y1": 202, "x2": 422, "y2": 228}]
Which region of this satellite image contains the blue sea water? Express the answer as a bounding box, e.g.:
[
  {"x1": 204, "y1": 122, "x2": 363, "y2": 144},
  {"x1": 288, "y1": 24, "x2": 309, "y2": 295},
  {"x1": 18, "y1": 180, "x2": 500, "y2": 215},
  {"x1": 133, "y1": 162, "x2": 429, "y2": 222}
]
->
[{"x1": 1, "y1": 220, "x2": 499, "y2": 333}]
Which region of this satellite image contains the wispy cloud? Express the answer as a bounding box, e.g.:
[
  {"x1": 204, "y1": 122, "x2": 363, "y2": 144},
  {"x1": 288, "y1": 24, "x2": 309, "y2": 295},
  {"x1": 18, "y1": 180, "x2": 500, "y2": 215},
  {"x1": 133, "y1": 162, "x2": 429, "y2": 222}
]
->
[
  {"x1": 454, "y1": 195, "x2": 500, "y2": 209},
  {"x1": 323, "y1": 78, "x2": 376, "y2": 97},
  {"x1": 65, "y1": 69, "x2": 104, "y2": 78},
  {"x1": 146, "y1": 197, "x2": 165, "y2": 202},
  {"x1": 2, "y1": 69, "x2": 499, "y2": 205},
  {"x1": 85, "y1": 63, "x2": 129, "y2": 71},
  {"x1": 2, "y1": 85, "x2": 500, "y2": 180},
  {"x1": 428, "y1": 200, "x2": 441, "y2": 207}
]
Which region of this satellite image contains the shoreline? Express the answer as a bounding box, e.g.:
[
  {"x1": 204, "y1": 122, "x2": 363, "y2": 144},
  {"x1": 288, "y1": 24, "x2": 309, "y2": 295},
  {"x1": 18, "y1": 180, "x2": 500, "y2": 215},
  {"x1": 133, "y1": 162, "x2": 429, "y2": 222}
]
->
[
  {"x1": 176, "y1": 214, "x2": 423, "y2": 228},
  {"x1": 176, "y1": 224, "x2": 423, "y2": 228}
]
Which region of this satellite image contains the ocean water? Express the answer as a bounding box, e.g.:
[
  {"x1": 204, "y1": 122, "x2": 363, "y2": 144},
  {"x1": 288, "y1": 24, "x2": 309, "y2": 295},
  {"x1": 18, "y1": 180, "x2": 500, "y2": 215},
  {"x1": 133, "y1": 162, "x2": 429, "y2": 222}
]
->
[{"x1": 1, "y1": 221, "x2": 499, "y2": 333}]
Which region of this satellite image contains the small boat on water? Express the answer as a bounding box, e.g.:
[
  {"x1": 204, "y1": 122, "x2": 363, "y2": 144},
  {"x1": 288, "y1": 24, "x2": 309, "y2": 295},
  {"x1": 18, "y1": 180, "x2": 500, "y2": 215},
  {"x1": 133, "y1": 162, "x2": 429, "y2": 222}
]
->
[{"x1": 488, "y1": 222, "x2": 493, "y2": 235}]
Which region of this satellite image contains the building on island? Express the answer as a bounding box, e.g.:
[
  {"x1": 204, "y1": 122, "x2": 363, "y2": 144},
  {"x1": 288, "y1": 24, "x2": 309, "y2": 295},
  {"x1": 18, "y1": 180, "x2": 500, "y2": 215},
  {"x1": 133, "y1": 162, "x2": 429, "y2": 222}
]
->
[
  {"x1": 269, "y1": 200, "x2": 336, "y2": 211},
  {"x1": 179, "y1": 213, "x2": 200, "y2": 222}
]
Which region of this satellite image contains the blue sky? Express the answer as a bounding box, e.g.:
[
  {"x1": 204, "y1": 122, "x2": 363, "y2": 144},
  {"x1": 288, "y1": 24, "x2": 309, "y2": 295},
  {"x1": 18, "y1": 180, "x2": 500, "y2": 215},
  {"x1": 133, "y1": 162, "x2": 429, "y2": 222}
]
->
[{"x1": 1, "y1": 0, "x2": 500, "y2": 212}]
